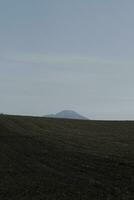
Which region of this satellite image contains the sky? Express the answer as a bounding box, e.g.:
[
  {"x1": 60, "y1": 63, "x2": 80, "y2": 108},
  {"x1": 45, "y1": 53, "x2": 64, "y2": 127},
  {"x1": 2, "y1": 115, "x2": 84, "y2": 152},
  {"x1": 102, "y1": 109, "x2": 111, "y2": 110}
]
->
[{"x1": 1, "y1": 0, "x2": 134, "y2": 119}]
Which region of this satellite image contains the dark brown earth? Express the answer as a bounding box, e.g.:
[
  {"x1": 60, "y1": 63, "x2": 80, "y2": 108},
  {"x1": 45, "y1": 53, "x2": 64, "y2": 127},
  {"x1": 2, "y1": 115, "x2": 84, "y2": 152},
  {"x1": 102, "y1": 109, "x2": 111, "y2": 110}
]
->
[{"x1": 0, "y1": 114, "x2": 134, "y2": 199}]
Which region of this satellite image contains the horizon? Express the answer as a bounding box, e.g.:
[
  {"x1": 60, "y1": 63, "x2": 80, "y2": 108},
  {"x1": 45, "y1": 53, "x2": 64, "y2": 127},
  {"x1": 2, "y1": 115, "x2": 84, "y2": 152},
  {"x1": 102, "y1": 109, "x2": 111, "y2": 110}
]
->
[
  {"x1": 2, "y1": 110, "x2": 134, "y2": 121},
  {"x1": 1, "y1": 0, "x2": 134, "y2": 120}
]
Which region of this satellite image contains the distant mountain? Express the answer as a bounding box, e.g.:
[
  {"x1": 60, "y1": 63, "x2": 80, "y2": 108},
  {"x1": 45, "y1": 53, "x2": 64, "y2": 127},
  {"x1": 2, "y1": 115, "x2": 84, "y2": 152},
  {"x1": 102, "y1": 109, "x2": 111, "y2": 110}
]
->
[{"x1": 45, "y1": 110, "x2": 88, "y2": 120}]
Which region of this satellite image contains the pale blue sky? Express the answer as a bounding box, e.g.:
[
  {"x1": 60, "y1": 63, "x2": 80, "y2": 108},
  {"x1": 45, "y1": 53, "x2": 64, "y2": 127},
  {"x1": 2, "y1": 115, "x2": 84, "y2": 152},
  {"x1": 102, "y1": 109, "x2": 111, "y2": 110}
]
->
[{"x1": 1, "y1": 0, "x2": 134, "y2": 119}]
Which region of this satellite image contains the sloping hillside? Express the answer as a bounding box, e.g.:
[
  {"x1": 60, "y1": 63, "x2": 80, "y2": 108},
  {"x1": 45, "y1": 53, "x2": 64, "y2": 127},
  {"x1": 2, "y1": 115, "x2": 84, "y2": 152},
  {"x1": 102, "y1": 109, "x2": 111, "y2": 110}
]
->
[{"x1": 0, "y1": 115, "x2": 134, "y2": 199}]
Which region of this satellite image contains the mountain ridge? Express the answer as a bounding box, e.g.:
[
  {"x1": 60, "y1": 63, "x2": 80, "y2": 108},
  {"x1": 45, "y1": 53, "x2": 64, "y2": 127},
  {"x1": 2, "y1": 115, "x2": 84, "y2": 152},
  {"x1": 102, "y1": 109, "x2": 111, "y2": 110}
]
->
[{"x1": 45, "y1": 110, "x2": 88, "y2": 120}]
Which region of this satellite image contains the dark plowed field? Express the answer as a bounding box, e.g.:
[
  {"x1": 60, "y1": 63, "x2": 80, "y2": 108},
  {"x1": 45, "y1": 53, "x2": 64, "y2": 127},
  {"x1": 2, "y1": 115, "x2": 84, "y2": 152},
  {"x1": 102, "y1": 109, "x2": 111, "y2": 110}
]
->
[{"x1": 0, "y1": 115, "x2": 134, "y2": 199}]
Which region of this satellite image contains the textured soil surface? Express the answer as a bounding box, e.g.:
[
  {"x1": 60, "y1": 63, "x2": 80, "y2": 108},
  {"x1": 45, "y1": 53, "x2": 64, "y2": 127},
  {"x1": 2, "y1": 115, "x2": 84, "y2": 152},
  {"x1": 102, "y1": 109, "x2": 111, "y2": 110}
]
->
[{"x1": 0, "y1": 115, "x2": 134, "y2": 199}]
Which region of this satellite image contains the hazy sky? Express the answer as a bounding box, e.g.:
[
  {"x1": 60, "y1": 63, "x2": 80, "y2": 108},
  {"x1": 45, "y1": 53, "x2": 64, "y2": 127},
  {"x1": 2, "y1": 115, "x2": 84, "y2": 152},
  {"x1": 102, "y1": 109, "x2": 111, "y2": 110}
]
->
[{"x1": 1, "y1": 0, "x2": 134, "y2": 119}]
